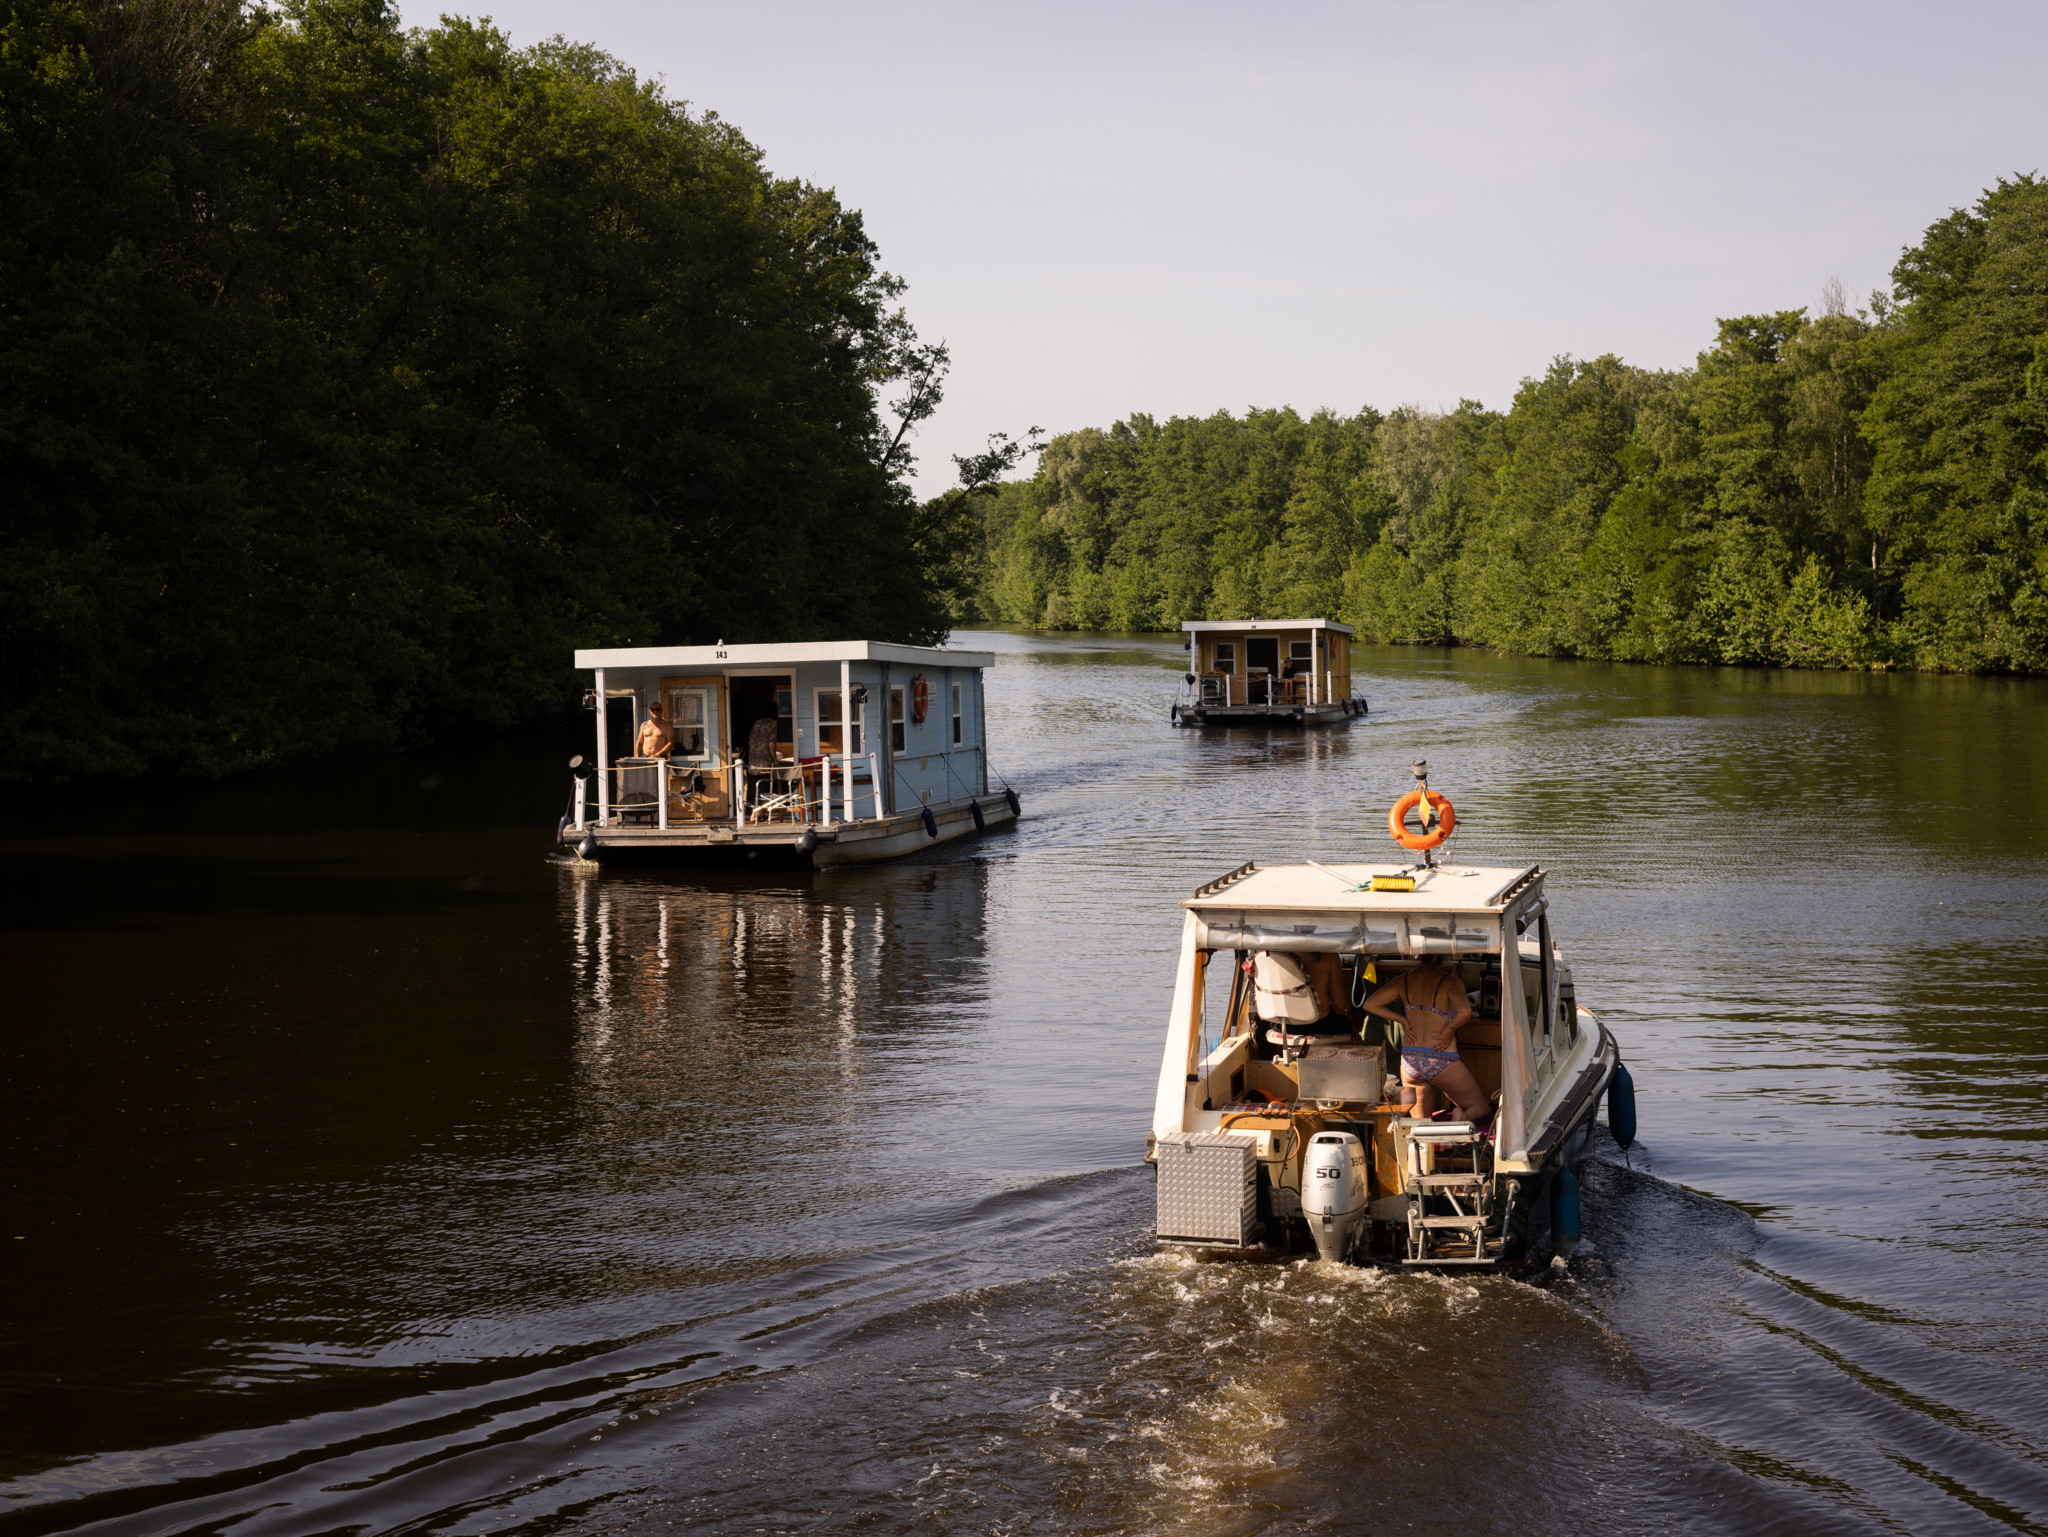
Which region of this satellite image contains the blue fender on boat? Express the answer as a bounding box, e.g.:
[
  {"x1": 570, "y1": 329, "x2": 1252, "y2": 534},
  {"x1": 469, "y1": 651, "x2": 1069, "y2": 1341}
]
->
[
  {"x1": 1550, "y1": 1165, "x2": 1581, "y2": 1256},
  {"x1": 1607, "y1": 1061, "x2": 1637, "y2": 1151},
  {"x1": 1004, "y1": 788, "x2": 1020, "y2": 816},
  {"x1": 970, "y1": 798, "x2": 986, "y2": 831},
  {"x1": 921, "y1": 806, "x2": 938, "y2": 838}
]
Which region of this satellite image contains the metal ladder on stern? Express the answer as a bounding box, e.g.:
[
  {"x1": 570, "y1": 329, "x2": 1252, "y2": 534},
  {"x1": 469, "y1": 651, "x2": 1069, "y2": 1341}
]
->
[{"x1": 1402, "y1": 1122, "x2": 1497, "y2": 1266}]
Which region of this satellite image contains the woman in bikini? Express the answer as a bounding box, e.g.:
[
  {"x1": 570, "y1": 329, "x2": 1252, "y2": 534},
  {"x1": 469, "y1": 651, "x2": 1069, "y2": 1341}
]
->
[{"x1": 1362, "y1": 962, "x2": 1495, "y2": 1129}]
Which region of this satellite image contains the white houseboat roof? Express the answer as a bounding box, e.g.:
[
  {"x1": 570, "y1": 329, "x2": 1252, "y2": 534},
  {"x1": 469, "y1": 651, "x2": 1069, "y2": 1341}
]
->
[
  {"x1": 1180, "y1": 618, "x2": 1355, "y2": 635},
  {"x1": 573, "y1": 640, "x2": 996, "y2": 670},
  {"x1": 1184, "y1": 862, "x2": 1540, "y2": 915}
]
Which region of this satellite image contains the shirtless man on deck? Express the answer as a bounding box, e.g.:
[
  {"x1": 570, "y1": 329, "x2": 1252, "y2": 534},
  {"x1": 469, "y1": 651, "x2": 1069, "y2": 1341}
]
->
[
  {"x1": 635, "y1": 703, "x2": 674, "y2": 759},
  {"x1": 1362, "y1": 962, "x2": 1494, "y2": 1129}
]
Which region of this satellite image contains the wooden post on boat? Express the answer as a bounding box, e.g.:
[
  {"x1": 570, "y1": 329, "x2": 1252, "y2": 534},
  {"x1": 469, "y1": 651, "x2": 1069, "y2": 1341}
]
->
[
  {"x1": 943, "y1": 665, "x2": 955, "y2": 804},
  {"x1": 594, "y1": 666, "x2": 610, "y2": 825},
  {"x1": 878, "y1": 663, "x2": 894, "y2": 814},
  {"x1": 976, "y1": 673, "x2": 988, "y2": 794},
  {"x1": 839, "y1": 659, "x2": 853, "y2": 823}
]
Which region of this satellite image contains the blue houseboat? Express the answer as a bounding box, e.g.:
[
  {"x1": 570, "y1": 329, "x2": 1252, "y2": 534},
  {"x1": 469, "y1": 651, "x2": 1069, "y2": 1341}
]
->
[{"x1": 560, "y1": 640, "x2": 1015, "y2": 868}]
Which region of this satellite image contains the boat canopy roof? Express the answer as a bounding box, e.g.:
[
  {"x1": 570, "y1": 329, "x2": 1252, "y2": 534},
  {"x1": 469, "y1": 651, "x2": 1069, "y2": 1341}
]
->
[
  {"x1": 573, "y1": 640, "x2": 995, "y2": 670},
  {"x1": 1183, "y1": 862, "x2": 1541, "y2": 916},
  {"x1": 1179, "y1": 618, "x2": 1354, "y2": 635}
]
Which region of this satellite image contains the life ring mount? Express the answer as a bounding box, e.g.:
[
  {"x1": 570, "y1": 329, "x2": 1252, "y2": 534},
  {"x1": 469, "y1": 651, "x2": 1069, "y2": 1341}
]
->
[{"x1": 1388, "y1": 788, "x2": 1455, "y2": 851}]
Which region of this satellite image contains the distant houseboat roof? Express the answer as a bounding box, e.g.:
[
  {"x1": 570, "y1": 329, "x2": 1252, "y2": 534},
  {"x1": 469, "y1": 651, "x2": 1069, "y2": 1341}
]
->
[
  {"x1": 1180, "y1": 618, "x2": 1354, "y2": 635},
  {"x1": 573, "y1": 640, "x2": 996, "y2": 669}
]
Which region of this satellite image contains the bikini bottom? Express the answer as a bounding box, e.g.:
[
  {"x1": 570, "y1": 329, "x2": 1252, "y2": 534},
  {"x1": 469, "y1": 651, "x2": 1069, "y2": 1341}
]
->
[{"x1": 1400, "y1": 1046, "x2": 1461, "y2": 1084}]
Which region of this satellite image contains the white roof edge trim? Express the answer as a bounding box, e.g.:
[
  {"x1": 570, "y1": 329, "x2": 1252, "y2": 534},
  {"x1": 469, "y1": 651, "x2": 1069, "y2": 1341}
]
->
[
  {"x1": 572, "y1": 641, "x2": 996, "y2": 669},
  {"x1": 1179, "y1": 618, "x2": 1355, "y2": 635}
]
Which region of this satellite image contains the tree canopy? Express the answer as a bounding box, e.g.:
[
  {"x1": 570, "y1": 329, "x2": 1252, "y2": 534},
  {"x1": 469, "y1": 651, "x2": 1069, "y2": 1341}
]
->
[
  {"x1": 2, "y1": 0, "x2": 951, "y2": 779},
  {"x1": 969, "y1": 176, "x2": 2048, "y2": 674}
]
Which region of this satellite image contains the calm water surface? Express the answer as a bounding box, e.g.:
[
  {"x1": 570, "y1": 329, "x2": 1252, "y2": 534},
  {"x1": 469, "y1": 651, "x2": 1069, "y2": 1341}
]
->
[{"x1": 4, "y1": 631, "x2": 2047, "y2": 1536}]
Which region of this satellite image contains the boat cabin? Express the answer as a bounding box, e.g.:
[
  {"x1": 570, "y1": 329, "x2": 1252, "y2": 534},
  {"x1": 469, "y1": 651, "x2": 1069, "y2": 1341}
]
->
[
  {"x1": 563, "y1": 639, "x2": 1015, "y2": 868},
  {"x1": 1173, "y1": 619, "x2": 1364, "y2": 726}
]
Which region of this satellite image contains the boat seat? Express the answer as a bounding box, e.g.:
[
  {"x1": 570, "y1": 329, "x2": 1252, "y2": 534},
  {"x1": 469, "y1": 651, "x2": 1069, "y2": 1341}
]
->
[{"x1": 1264, "y1": 1024, "x2": 1359, "y2": 1049}]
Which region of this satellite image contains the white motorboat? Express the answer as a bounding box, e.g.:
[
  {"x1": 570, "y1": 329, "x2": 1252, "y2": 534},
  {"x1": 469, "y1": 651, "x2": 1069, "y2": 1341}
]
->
[{"x1": 1148, "y1": 768, "x2": 1633, "y2": 1267}]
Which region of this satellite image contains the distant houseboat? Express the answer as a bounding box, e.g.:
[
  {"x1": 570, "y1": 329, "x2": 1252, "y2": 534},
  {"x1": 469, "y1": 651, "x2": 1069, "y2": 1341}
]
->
[
  {"x1": 560, "y1": 640, "x2": 1016, "y2": 869},
  {"x1": 1172, "y1": 619, "x2": 1367, "y2": 727}
]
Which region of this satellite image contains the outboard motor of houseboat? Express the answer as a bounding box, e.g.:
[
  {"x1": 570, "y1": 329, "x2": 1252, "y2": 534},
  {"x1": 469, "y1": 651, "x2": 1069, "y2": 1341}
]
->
[{"x1": 1301, "y1": 1131, "x2": 1369, "y2": 1263}]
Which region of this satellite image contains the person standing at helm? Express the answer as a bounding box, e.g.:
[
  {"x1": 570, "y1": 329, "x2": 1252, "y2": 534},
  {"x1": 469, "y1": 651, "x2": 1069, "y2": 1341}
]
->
[{"x1": 1362, "y1": 962, "x2": 1493, "y2": 1128}]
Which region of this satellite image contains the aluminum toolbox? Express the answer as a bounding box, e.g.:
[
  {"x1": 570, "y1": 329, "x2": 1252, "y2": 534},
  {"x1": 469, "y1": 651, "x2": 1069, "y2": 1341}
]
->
[
  {"x1": 1155, "y1": 1130, "x2": 1258, "y2": 1246},
  {"x1": 1297, "y1": 1043, "x2": 1384, "y2": 1102}
]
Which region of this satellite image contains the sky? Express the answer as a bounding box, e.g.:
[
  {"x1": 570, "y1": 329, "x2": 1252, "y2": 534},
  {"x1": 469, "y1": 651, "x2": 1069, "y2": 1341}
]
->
[{"x1": 413, "y1": 0, "x2": 2048, "y2": 496}]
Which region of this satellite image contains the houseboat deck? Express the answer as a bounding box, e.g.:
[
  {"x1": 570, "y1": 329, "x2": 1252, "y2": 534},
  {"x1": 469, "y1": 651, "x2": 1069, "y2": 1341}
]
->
[{"x1": 575, "y1": 795, "x2": 1014, "y2": 869}]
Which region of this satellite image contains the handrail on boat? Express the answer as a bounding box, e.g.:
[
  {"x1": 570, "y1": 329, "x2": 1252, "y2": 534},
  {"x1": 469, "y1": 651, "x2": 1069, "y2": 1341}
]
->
[
  {"x1": 1483, "y1": 864, "x2": 1542, "y2": 907},
  {"x1": 1190, "y1": 860, "x2": 1256, "y2": 900}
]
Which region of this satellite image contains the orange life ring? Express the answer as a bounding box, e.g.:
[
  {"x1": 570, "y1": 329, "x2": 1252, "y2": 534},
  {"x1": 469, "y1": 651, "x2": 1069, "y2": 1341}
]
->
[
  {"x1": 1389, "y1": 789, "x2": 1455, "y2": 850},
  {"x1": 911, "y1": 673, "x2": 930, "y2": 725}
]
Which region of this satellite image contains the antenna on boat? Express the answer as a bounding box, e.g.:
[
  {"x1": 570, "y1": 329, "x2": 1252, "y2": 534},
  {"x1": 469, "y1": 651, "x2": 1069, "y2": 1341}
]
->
[{"x1": 1412, "y1": 761, "x2": 1437, "y2": 869}]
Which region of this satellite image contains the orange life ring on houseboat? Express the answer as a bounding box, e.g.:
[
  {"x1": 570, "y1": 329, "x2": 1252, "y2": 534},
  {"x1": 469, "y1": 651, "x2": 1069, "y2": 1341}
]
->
[
  {"x1": 1389, "y1": 789, "x2": 1455, "y2": 850},
  {"x1": 911, "y1": 673, "x2": 930, "y2": 725}
]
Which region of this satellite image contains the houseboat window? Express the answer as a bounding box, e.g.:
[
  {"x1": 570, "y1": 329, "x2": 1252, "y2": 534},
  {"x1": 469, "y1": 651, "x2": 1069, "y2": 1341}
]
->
[
  {"x1": 889, "y1": 688, "x2": 906, "y2": 752},
  {"x1": 1214, "y1": 642, "x2": 1236, "y2": 676},
  {"x1": 815, "y1": 689, "x2": 865, "y2": 756},
  {"x1": 667, "y1": 688, "x2": 710, "y2": 761},
  {"x1": 1290, "y1": 640, "x2": 1312, "y2": 663},
  {"x1": 951, "y1": 683, "x2": 963, "y2": 744},
  {"x1": 775, "y1": 687, "x2": 793, "y2": 749}
]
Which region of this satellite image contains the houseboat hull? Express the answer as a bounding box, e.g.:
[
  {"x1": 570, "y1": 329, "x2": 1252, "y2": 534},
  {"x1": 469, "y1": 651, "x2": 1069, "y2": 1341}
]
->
[
  {"x1": 1171, "y1": 698, "x2": 1368, "y2": 728},
  {"x1": 566, "y1": 793, "x2": 1016, "y2": 870}
]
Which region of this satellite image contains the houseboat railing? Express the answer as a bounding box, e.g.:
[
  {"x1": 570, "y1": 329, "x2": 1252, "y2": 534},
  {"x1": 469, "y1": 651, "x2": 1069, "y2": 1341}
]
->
[
  {"x1": 574, "y1": 745, "x2": 985, "y2": 835},
  {"x1": 1190, "y1": 672, "x2": 1353, "y2": 708}
]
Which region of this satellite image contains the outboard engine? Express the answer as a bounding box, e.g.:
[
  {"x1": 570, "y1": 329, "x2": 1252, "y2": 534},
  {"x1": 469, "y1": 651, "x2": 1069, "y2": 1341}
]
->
[{"x1": 1301, "y1": 1131, "x2": 1370, "y2": 1263}]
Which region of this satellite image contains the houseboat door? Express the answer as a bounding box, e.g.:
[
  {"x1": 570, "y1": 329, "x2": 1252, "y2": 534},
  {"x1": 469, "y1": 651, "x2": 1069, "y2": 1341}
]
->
[
  {"x1": 604, "y1": 693, "x2": 638, "y2": 757},
  {"x1": 728, "y1": 674, "x2": 793, "y2": 763},
  {"x1": 1245, "y1": 636, "x2": 1279, "y2": 704}
]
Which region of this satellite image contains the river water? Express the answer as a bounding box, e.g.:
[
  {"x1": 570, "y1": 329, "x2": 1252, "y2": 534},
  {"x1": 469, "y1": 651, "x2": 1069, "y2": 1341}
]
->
[{"x1": 4, "y1": 630, "x2": 2046, "y2": 1536}]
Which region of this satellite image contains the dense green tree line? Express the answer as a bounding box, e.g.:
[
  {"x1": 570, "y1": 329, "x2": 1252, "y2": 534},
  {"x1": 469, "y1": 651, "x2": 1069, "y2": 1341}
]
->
[
  {"x1": 970, "y1": 177, "x2": 2048, "y2": 673},
  {"x1": 2, "y1": 0, "x2": 953, "y2": 779}
]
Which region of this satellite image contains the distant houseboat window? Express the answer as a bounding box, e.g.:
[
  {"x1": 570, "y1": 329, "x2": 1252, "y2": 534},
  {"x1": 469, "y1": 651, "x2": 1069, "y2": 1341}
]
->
[
  {"x1": 1214, "y1": 642, "x2": 1236, "y2": 676},
  {"x1": 890, "y1": 688, "x2": 906, "y2": 752},
  {"x1": 951, "y1": 683, "x2": 963, "y2": 744},
  {"x1": 667, "y1": 688, "x2": 710, "y2": 761},
  {"x1": 816, "y1": 689, "x2": 864, "y2": 756}
]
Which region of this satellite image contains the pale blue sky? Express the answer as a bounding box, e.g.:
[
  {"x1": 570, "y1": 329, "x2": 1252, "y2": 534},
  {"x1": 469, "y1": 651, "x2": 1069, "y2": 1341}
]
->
[{"x1": 436, "y1": 0, "x2": 2047, "y2": 495}]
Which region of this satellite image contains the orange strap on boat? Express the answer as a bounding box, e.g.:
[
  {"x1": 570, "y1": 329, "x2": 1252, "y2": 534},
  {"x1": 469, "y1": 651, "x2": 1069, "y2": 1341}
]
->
[
  {"x1": 911, "y1": 673, "x2": 930, "y2": 725},
  {"x1": 1388, "y1": 790, "x2": 1455, "y2": 851}
]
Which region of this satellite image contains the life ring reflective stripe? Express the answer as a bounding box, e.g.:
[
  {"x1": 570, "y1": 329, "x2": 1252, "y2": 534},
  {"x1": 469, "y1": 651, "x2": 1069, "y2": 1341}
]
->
[
  {"x1": 911, "y1": 674, "x2": 930, "y2": 725},
  {"x1": 1389, "y1": 789, "x2": 1455, "y2": 850}
]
